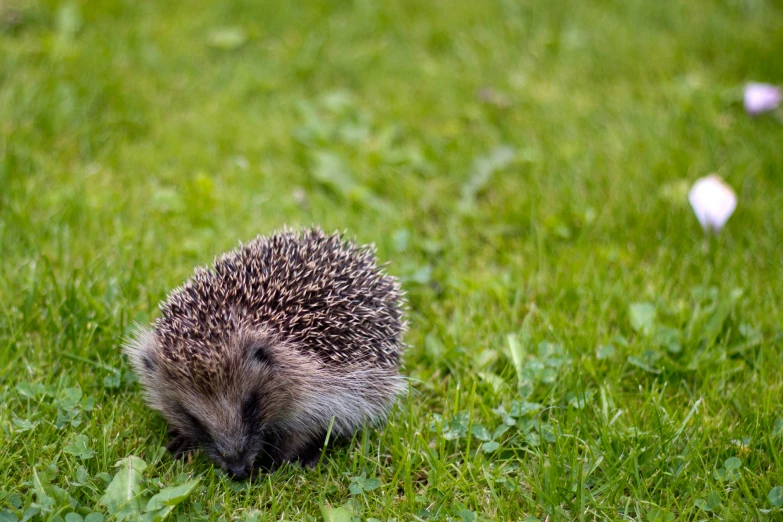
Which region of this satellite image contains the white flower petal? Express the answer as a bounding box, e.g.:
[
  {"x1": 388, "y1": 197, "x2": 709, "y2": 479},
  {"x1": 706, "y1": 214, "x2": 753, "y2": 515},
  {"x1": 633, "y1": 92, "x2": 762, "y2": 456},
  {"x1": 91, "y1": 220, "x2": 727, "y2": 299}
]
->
[
  {"x1": 688, "y1": 175, "x2": 737, "y2": 233},
  {"x1": 744, "y1": 83, "x2": 782, "y2": 115}
]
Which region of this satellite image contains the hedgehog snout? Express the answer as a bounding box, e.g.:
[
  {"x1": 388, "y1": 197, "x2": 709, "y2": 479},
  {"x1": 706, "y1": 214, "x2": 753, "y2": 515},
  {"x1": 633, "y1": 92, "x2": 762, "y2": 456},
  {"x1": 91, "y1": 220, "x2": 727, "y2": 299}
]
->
[
  {"x1": 208, "y1": 429, "x2": 264, "y2": 481},
  {"x1": 224, "y1": 460, "x2": 252, "y2": 480},
  {"x1": 210, "y1": 446, "x2": 258, "y2": 480}
]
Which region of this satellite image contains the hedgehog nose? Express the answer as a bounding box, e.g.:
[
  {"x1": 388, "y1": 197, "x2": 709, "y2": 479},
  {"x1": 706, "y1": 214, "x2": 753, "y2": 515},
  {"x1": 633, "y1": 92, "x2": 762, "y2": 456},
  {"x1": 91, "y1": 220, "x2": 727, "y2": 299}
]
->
[{"x1": 227, "y1": 463, "x2": 250, "y2": 480}]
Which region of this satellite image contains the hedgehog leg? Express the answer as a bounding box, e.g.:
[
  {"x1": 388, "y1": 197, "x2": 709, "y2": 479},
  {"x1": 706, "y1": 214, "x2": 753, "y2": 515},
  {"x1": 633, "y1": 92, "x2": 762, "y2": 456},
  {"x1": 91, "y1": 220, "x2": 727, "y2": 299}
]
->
[
  {"x1": 294, "y1": 432, "x2": 351, "y2": 468},
  {"x1": 294, "y1": 439, "x2": 323, "y2": 468},
  {"x1": 254, "y1": 431, "x2": 289, "y2": 472},
  {"x1": 254, "y1": 447, "x2": 279, "y2": 472},
  {"x1": 255, "y1": 430, "x2": 312, "y2": 472},
  {"x1": 166, "y1": 428, "x2": 198, "y2": 459}
]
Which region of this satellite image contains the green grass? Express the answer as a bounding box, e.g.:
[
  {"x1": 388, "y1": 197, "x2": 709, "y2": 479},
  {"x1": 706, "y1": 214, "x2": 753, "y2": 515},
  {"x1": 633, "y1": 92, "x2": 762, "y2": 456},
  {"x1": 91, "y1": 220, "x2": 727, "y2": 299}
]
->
[{"x1": 1, "y1": 0, "x2": 783, "y2": 520}]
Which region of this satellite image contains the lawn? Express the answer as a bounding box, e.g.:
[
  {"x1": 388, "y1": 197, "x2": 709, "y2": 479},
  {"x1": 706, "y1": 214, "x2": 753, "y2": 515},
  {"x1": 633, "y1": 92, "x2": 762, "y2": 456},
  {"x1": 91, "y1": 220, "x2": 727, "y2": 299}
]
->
[{"x1": 1, "y1": 0, "x2": 783, "y2": 520}]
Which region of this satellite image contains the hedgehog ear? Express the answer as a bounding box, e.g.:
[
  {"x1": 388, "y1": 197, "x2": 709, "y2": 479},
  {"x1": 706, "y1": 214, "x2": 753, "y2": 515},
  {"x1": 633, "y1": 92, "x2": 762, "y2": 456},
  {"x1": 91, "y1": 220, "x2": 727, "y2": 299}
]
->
[
  {"x1": 248, "y1": 338, "x2": 274, "y2": 366},
  {"x1": 142, "y1": 355, "x2": 157, "y2": 373},
  {"x1": 123, "y1": 326, "x2": 159, "y2": 376}
]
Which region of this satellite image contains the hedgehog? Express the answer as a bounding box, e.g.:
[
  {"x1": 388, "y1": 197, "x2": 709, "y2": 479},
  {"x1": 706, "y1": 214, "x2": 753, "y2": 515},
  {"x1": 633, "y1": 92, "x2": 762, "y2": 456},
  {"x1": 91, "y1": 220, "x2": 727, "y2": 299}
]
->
[{"x1": 124, "y1": 227, "x2": 406, "y2": 480}]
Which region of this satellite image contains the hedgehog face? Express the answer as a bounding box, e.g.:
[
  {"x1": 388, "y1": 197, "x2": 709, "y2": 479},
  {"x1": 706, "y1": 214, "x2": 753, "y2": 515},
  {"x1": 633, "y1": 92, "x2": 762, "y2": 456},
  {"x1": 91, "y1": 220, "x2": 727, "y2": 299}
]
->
[{"x1": 126, "y1": 328, "x2": 299, "y2": 480}]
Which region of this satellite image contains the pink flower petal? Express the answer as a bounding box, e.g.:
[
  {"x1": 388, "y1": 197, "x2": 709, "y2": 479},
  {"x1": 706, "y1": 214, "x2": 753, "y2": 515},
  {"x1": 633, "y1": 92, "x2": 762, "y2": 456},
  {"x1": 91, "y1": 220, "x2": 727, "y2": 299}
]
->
[
  {"x1": 744, "y1": 83, "x2": 782, "y2": 115},
  {"x1": 688, "y1": 175, "x2": 737, "y2": 234}
]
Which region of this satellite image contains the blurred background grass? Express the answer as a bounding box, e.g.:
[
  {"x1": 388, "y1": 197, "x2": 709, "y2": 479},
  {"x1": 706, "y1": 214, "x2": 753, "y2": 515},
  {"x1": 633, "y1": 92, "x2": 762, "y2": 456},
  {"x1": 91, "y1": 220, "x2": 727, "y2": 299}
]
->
[{"x1": 1, "y1": 0, "x2": 783, "y2": 520}]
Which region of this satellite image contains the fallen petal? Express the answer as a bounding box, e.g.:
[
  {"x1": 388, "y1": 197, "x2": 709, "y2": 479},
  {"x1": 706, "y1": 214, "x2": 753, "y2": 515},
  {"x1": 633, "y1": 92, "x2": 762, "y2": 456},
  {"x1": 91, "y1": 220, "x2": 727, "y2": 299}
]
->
[
  {"x1": 744, "y1": 83, "x2": 782, "y2": 115},
  {"x1": 688, "y1": 175, "x2": 737, "y2": 234}
]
